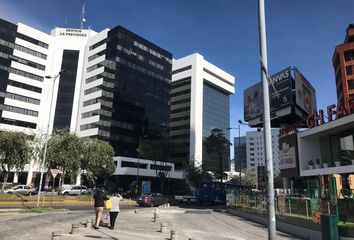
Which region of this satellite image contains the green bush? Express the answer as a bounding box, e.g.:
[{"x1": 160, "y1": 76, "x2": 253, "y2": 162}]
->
[{"x1": 338, "y1": 222, "x2": 354, "y2": 237}]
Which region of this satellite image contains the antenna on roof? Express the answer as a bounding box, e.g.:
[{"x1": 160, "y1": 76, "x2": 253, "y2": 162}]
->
[{"x1": 80, "y1": 0, "x2": 86, "y2": 29}]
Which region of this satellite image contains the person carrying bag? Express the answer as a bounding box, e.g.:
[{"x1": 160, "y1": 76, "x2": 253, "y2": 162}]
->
[{"x1": 108, "y1": 193, "x2": 123, "y2": 230}]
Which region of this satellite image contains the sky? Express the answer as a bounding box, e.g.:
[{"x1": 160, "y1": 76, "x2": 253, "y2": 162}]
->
[{"x1": 1, "y1": 0, "x2": 353, "y2": 158}]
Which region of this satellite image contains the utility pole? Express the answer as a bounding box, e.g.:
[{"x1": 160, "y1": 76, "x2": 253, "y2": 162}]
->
[{"x1": 258, "y1": 0, "x2": 277, "y2": 239}]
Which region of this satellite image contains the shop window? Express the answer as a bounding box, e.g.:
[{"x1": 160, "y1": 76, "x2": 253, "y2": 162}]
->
[{"x1": 339, "y1": 134, "x2": 354, "y2": 165}]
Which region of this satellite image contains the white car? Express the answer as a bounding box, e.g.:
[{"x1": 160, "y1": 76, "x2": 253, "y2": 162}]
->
[
  {"x1": 4, "y1": 185, "x2": 37, "y2": 196},
  {"x1": 59, "y1": 186, "x2": 88, "y2": 195}
]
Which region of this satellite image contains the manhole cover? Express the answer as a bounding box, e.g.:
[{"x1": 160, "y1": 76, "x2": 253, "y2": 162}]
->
[{"x1": 185, "y1": 210, "x2": 211, "y2": 214}]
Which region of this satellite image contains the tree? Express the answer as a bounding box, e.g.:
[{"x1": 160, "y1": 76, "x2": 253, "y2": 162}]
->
[
  {"x1": 139, "y1": 138, "x2": 184, "y2": 194},
  {"x1": 204, "y1": 128, "x2": 231, "y2": 182},
  {"x1": 81, "y1": 138, "x2": 115, "y2": 186},
  {"x1": 45, "y1": 131, "x2": 84, "y2": 184},
  {"x1": 229, "y1": 169, "x2": 256, "y2": 187},
  {"x1": 0, "y1": 131, "x2": 31, "y2": 192},
  {"x1": 183, "y1": 163, "x2": 214, "y2": 191}
]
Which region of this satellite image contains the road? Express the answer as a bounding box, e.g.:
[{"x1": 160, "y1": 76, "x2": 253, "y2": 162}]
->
[{"x1": 0, "y1": 206, "x2": 302, "y2": 240}]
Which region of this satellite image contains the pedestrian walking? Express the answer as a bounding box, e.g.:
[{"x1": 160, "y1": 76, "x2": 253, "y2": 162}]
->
[
  {"x1": 109, "y1": 193, "x2": 123, "y2": 230},
  {"x1": 93, "y1": 187, "x2": 109, "y2": 229}
]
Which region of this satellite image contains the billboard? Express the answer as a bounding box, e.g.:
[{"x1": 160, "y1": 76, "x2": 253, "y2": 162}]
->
[
  {"x1": 244, "y1": 67, "x2": 292, "y2": 121},
  {"x1": 294, "y1": 68, "x2": 317, "y2": 115}
]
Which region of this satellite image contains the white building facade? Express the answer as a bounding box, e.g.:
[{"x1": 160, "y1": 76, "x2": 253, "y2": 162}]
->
[
  {"x1": 246, "y1": 129, "x2": 280, "y2": 181},
  {"x1": 170, "y1": 53, "x2": 235, "y2": 171},
  {"x1": 0, "y1": 18, "x2": 175, "y2": 188},
  {"x1": 0, "y1": 18, "x2": 96, "y2": 185}
]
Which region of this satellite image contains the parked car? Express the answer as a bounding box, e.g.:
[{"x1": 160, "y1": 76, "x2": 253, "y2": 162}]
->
[
  {"x1": 58, "y1": 185, "x2": 88, "y2": 195},
  {"x1": 4, "y1": 185, "x2": 37, "y2": 196},
  {"x1": 136, "y1": 193, "x2": 168, "y2": 207}
]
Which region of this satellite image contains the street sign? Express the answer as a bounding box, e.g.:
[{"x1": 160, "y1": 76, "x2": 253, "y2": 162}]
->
[{"x1": 50, "y1": 169, "x2": 62, "y2": 179}]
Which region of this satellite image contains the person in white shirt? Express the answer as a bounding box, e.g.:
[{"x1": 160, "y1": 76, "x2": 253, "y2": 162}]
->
[{"x1": 109, "y1": 193, "x2": 123, "y2": 230}]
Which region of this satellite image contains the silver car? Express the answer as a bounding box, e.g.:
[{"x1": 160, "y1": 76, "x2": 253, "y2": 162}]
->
[
  {"x1": 4, "y1": 185, "x2": 37, "y2": 196},
  {"x1": 59, "y1": 186, "x2": 88, "y2": 195}
]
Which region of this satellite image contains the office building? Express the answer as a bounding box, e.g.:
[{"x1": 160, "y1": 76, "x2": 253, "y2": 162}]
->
[
  {"x1": 170, "y1": 53, "x2": 235, "y2": 171},
  {"x1": 76, "y1": 25, "x2": 172, "y2": 156},
  {"x1": 0, "y1": 18, "x2": 173, "y2": 187},
  {"x1": 0, "y1": 18, "x2": 96, "y2": 185},
  {"x1": 333, "y1": 24, "x2": 354, "y2": 111},
  {"x1": 246, "y1": 129, "x2": 280, "y2": 180}
]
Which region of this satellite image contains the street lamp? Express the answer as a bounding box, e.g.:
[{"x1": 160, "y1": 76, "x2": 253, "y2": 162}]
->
[
  {"x1": 228, "y1": 120, "x2": 248, "y2": 186},
  {"x1": 36, "y1": 70, "x2": 64, "y2": 207}
]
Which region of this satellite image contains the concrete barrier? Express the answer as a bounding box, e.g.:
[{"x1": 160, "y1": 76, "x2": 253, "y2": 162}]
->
[
  {"x1": 154, "y1": 212, "x2": 159, "y2": 222},
  {"x1": 51, "y1": 232, "x2": 62, "y2": 240},
  {"x1": 86, "y1": 219, "x2": 92, "y2": 228},
  {"x1": 70, "y1": 224, "x2": 79, "y2": 235},
  {"x1": 160, "y1": 223, "x2": 167, "y2": 233},
  {"x1": 170, "y1": 230, "x2": 178, "y2": 240}
]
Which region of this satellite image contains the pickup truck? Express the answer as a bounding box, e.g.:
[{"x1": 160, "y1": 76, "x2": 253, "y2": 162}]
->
[{"x1": 174, "y1": 193, "x2": 198, "y2": 204}]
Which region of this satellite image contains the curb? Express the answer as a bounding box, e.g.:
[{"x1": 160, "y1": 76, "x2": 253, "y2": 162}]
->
[{"x1": 0, "y1": 199, "x2": 137, "y2": 206}]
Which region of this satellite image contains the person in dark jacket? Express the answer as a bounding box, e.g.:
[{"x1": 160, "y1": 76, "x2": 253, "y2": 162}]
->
[{"x1": 93, "y1": 188, "x2": 109, "y2": 229}]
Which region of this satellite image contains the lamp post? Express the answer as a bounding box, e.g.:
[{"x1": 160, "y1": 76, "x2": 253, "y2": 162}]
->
[
  {"x1": 36, "y1": 70, "x2": 64, "y2": 207},
  {"x1": 136, "y1": 134, "x2": 148, "y2": 195},
  {"x1": 228, "y1": 120, "x2": 248, "y2": 186},
  {"x1": 258, "y1": 0, "x2": 277, "y2": 238}
]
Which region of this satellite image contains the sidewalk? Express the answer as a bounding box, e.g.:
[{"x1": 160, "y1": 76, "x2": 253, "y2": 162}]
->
[{"x1": 55, "y1": 207, "x2": 178, "y2": 240}]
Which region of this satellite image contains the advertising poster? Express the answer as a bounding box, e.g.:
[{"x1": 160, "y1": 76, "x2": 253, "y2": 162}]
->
[
  {"x1": 244, "y1": 67, "x2": 292, "y2": 121},
  {"x1": 244, "y1": 82, "x2": 263, "y2": 121},
  {"x1": 269, "y1": 67, "x2": 292, "y2": 112},
  {"x1": 294, "y1": 68, "x2": 317, "y2": 115},
  {"x1": 141, "y1": 181, "x2": 151, "y2": 195},
  {"x1": 279, "y1": 133, "x2": 299, "y2": 177}
]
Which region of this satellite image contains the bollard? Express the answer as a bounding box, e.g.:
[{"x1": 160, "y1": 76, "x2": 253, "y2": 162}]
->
[
  {"x1": 154, "y1": 212, "x2": 159, "y2": 222},
  {"x1": 86, "y1": 219, "x2": 92, "y2": 228},
  {"x1": 160, "y1": 222, "x2": 167, "y2": 233},
  {"x1": 134, "y1": 209, "x2": 138, "y2": 213},
  {"x1": 167, "y1": 203, "x2": 170, "y2": 208},
  {"x1": 52, "y1": 232, "x2": 61, "y2": 240},
  {"x1": 70, "y1": 224, "x2": 79, "y2": 235},
  {"x1": 305, "y1": 200, "x2": 309, "y2": 220},
  {"x1": 170, "y1": 230, "x2": 178, "y2": 240}
]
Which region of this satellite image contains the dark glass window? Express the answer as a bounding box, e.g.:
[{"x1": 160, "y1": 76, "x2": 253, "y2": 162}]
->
[
  {"x1": 8, "y1": 80, "x2": 42, "y2": 93},
  {"x1": 346, "y1": 66, "x2": 353, "y2": 76},
  {"x1": 53, "y1": 50, "x2": 79, "y2": 130},
  {"x1": 121, "y1": 161, "x2": 147, "y2": 169},
  {"x1": 348, "y1": 80, "x2": 354, "y2": 90},
  {"x1": 16, "y1": 32, "x2": 49, "y2": 49},
  {"x1": 344, "y1": 50, "x2": 354, "y2": 62},
  {"x1": 150, "y1": 164, "x2": 171, "y2": 171},
  {"x1": 89, "y1": 39, "x2": 106, "y2": 51},
  {"x1": 0, "y1": 117, "x2": 36, "y2": 129},
  {"x1": 172, "y1": 65, "x2": 192, "y2": 75}
]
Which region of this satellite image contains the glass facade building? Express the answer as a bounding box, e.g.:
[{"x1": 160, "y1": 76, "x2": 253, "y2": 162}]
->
[
  {"x1": 171, "y1": 53, "x2": 235, "y2": 171},
  {"x1": 79, "y1": 26, "x2": 172, "y2": 157}
]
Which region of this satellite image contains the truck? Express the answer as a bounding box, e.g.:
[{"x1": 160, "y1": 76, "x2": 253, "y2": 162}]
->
[{"x1": 174, "y1": 191, "x2": 198, "y2": 204}]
